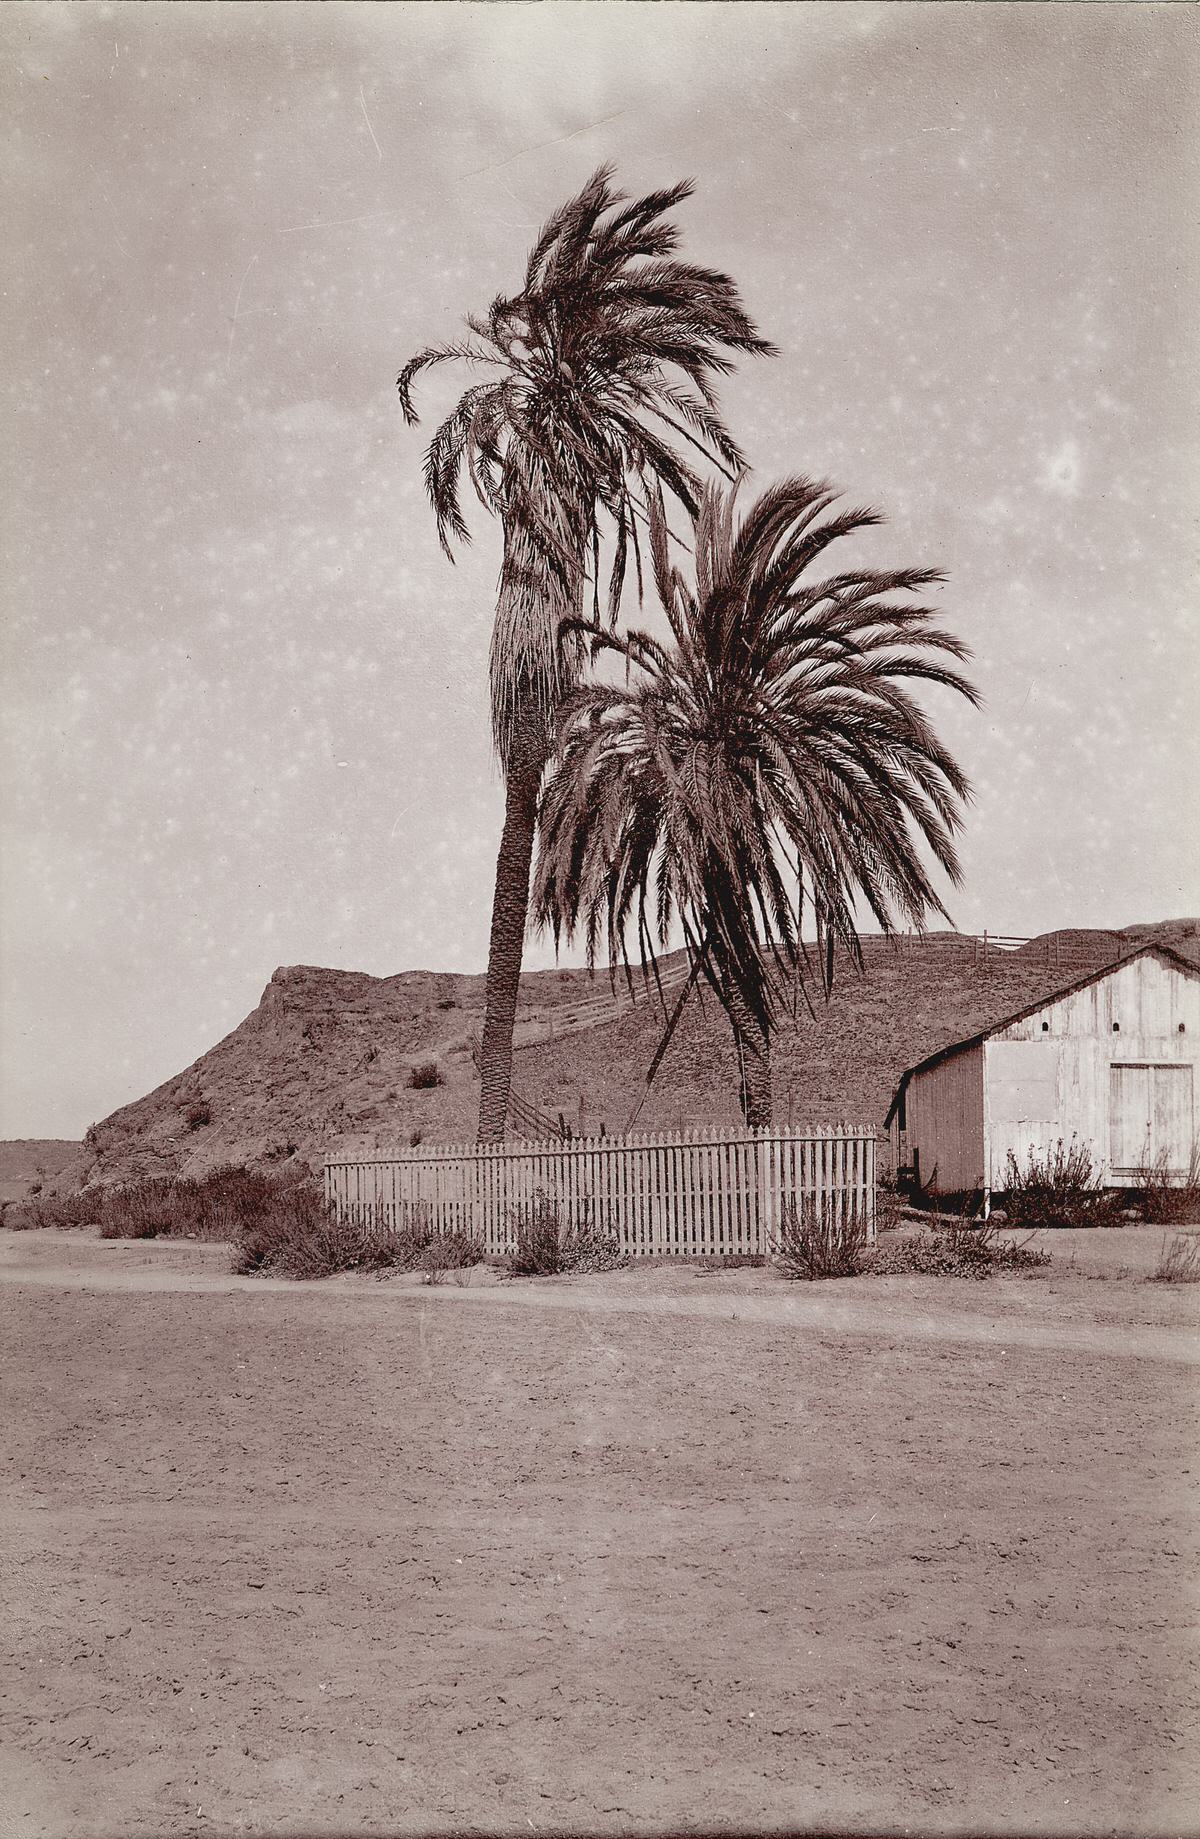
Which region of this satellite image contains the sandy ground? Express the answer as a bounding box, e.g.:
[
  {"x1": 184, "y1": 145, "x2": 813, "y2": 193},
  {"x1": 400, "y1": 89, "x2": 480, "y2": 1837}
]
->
[{"x1": 1, "y1": 1228, "x2": 1198, "y2": 1838}]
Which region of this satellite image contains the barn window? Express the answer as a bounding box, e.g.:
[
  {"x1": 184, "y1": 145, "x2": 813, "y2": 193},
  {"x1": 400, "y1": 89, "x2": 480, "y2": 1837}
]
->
[
  {"x1": 1112, "y1": 1022, "x2": 1120, "y2": 1033},
  {"x1": 1041, "y1": 1021, "x2": 1049, "y2": 1032}
]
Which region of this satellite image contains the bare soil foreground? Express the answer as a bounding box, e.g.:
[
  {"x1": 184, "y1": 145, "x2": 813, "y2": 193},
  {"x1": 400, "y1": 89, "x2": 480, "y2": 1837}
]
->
[{"x1": 2, "y1": 1229, "x2": 1198, "y2": 1838}]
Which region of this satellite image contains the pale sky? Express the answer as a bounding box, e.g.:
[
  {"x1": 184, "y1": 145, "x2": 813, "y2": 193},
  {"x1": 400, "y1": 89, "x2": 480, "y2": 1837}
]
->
[{"x1": 3, "y1": 1, "x2": 1198, "y2": 1138}]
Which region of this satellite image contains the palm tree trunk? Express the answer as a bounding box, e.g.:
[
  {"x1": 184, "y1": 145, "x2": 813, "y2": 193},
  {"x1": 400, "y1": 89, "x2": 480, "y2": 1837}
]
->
[
  {"x1": 476, "y1": 722, "x2": 547, "y2": 1141},
  {"x1": 726, "y1": 984, "x2": 773, "y2": 1128}
]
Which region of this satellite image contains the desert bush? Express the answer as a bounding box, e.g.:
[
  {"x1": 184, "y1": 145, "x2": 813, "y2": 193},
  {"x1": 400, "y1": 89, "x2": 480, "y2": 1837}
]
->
[
  {"x1": 234, "y1": 1191, "x2": 482, "y2": 1281},
  {"x1": 1148, "y1": 1231, "x2": 1200, "y2": 1284},
  {"x1": 13, "y1": 1184, "x2": 108, "y2": 1232},
  {"x1": 184, "y1": 1102, "x2": 211, "y2": 1131},
  {"x1": 235, "y1": 1192, "x2": 380, "y2": 1278},
  {"x1": 1000, "y1": 1138, "x2": 1118, "y2": 1230},
  {"x1": 105, "y1": 1168, "x2": 295, "y2": 1241},
  {"x1": 506, "y1": 1190, "x2": 626, "y2": 1276},
  {"x1": 418, "y1": 1229, "x2": 483, "y2": 1284},
  {"x1": 867, "y1": 1215, "x2": 1050, "y2": 1280},
  {"x1": 770, "y1": 1195, "x2": 870, "y2": 1280},
  {"x1": 1135, "y1": 1144, "x2": 1200, "y2": 1227},
  {"x1": 15, "y1": 1167, "x2": 326, "y2": 1246},
  {"x1": 419, "y1": 1229, "x2": 483, "y2": 1284},
  {"x1": 874, "y1": 1170, "x2": 904, "y2": 1235},
  {"x1": 408, "y1": 1061, "x2": 443, "y2": 1090}
]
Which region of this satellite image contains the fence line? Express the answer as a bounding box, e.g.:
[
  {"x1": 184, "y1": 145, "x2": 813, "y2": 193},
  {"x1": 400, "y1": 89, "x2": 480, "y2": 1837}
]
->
[{"x1": 325, "y1": 1123, "x2": 876, "y2": 1260}]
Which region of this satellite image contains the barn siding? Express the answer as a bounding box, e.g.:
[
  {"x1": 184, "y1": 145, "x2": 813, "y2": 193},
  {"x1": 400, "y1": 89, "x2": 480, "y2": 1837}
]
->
[
  {"x1": 904, "y1": 1044, "x2": 985, "y2": 1193},
  {"x1": 983, "y1": 955, "x2": 1198, "y2": 1186}
]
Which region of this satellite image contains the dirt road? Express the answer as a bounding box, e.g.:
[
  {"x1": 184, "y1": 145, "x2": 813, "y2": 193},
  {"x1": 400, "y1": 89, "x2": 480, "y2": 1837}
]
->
[{"x1": 2, "y1": 1231, "x2": 1197, "y2": 1836}]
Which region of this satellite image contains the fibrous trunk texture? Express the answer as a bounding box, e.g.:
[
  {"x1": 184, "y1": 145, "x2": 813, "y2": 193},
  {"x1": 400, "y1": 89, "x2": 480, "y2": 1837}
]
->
[
  {"x1": 476, "y1": 724, "x2": 547, "y2": 1141},
  {"x1": 726, "y1": 982, "x2": 773, "y2": 1128}
]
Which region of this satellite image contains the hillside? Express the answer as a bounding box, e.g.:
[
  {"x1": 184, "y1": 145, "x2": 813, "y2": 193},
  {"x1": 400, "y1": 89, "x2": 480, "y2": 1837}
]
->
[
  {"x1": 34, "y1": 919, "x2": 1199, "y2": 1194},
  {"x1": 0, "y1": 1140, "x2": 80, "y2": 1206}
]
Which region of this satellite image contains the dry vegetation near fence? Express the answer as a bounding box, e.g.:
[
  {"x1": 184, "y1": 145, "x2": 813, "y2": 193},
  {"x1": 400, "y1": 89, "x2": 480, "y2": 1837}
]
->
[
  {"x1": 10, "y1": 1165, "x2": 1059, "y2": 1286},
  {"x1": 505, "y1": 1191, "x2": 628, "y2": 1276},
  {"x1": 767, "y1": 1197, "x2": 1052, "y2": 1282},
  {"x1": 1135, "y1": 1145, "x2": 1200, "y2": 1227},
  {"x1": 6, "y1": 1166, "x2": 321, "y2": 1244},
  {"x1": 999, "y1": 1138, "x2": 1120, "y2": 1230},
  {"x1": 1150, "y1": 1231, "x2": 1200, "y2": 1284}
]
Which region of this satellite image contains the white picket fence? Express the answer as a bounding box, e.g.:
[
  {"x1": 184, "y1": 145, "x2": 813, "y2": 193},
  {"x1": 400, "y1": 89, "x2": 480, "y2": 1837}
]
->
[{"x1": 324, "y1": 1123, "x2": 876, "y2": 1260}]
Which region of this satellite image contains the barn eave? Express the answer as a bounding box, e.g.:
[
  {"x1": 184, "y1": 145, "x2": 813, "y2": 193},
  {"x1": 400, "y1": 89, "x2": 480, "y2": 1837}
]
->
[{"x1": 883, "y1": 944, "x2": 1200, "y2": 1128}]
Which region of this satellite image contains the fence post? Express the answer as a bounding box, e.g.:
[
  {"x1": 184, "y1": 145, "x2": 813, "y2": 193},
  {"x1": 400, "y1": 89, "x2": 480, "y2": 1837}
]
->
[{"x1": 323, "y1": 1124, "x2": 879, "y2": 1263}]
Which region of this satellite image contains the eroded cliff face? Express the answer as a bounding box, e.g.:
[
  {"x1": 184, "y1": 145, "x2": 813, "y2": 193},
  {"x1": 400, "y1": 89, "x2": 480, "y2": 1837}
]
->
[
  {"x1": 42, "y1": 922, "x2": 1199, "y2": 1194},
  {"x1": 60, "y1": 963, "x2": 488, "y2": 1191}
]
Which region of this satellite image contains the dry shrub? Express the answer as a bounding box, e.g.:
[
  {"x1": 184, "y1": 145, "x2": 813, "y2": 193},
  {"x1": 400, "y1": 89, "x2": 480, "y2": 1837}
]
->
[
  {"x1": 868, "y1": 1216, "x2": 1050, "y2": 1280},
  {"x1": 1136, "y1": 1145, "x2": 1200, "y2": 1227},
  {"x1": 1001, "y1": 1139, "x2": 1118, "y2": 1230},
  {"x1": 419, "y1": 1230, "x2": 483, "y2": 1284},
  {"x1": 236, "y1": 1193, "x2": 481, "y2": 1281},
  {"x1": 770, "y1": 1195, "x2": 869, "y2": 1280},
  {"x1": 506, "y1": 1190, "x2": 626, "y2": 1276},
  {"x1": 875, "y1": 1171, "x2": 904, "y2": 1235},
  {"x1": 13, "y1": 1187, "x2": 103, "y2": 1232},
  {"x1": 408, "y1": 1061, "x2": 443, "y2": 1090},
  {"x1": 15, "y1": 1168, "x2": 311, "y2": 1242},
  {"x1": 1149, "y1": 1232, "x2": 1200, "y2": 1284}
]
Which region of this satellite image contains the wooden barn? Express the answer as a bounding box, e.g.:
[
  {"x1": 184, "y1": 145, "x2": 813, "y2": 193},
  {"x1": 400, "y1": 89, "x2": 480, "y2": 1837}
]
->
[{"x1": 886, "y1": 946, "x2": 1199, "y2": 1197}]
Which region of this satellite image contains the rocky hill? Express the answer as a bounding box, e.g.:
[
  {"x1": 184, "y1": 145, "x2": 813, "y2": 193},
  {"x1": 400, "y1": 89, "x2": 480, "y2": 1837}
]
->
[
  {"x1": 36, "y1": 919, "x2": 1200, "y2": 1194},
  {"x1": 0, "y1": 1140, "x2": 80, "y2": 1206}
]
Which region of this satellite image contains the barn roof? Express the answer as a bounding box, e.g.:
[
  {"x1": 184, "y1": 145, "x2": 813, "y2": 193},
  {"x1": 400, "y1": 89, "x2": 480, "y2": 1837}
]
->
[{"x1": 884, "y1": 944, "x2": 1199, "y2": 1126}]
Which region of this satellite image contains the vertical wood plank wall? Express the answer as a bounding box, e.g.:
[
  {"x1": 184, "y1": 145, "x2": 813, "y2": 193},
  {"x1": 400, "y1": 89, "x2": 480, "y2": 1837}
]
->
[{"x1": 325, "y1": 1124, "x2": 876, "y2": 1258}]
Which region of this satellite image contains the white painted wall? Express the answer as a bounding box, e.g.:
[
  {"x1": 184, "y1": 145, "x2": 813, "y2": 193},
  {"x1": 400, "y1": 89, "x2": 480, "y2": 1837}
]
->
[
  {"x1": 896, "y1": 954, "x2": 1199, "y2": 1193},
  {"x1": 982, "y1": 955, "x2": 1198, "y2": 1186}
]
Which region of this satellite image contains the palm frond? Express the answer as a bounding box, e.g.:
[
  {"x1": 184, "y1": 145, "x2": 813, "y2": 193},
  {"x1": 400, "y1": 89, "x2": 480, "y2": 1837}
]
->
[{"x1": 533, "y1": 474, "x2": 977, "y2": 1107}]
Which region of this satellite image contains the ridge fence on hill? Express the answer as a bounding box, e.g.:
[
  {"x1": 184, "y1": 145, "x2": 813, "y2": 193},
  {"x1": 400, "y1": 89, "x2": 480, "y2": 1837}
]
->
[{"x1": 325, "y1": 1123, "x2": 876, "y2": 1260}]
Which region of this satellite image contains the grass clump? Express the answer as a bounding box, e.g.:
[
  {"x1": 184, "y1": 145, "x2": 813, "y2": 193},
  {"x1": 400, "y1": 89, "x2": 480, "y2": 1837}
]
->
[
  {"x1": 235, "y1": 1194, "x2": 481, "y2": 1280},
  {"x1": 505, "y1": 1190, "x2": 626, "y2": 1276},
  {"x1": 408, "y1": 1061, "x2": 443, "y2": 1090},
  {"x1": 770, "y1": 1195, "x2": 870, "y2": 1280},
  {"x1": 868, "y1": 1216, "x2": 1050, "y2": 1280},
  {"x1": 1135, "y1": 1145, "x2": 1200, "y2": 1227},
  {"x1": 999, "y1": 1139, "x2": 1118, "y2": 1230},
  {"x1": 1148, "y1": 1232, "x2": 1200, "y2": 1284},
  {"x1": 14, "y1": 1168, "x2": 316, "y2": 1242}
]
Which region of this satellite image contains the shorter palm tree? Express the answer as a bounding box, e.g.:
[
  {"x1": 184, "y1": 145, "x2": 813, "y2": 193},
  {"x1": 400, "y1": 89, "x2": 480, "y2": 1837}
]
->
[{"x1": 533, "y1": 476, "x2": 979, "y2": 1126}]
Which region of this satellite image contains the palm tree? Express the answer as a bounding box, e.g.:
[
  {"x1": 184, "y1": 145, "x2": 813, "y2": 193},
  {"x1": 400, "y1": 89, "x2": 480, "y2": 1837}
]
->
[
  {"x1": 398, "y1": 168, "x2": 772, "y2": 1140},
  {"x1": 533, "y1": 476, "x2": 980, "y2": 1127}
]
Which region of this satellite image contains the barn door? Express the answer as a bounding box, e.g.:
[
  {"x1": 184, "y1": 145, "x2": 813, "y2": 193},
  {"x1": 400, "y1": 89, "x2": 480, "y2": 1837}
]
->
[
  {"x1": 1109, "y1": 1064, "x2": 1194, "y2": 1173},
  {"x1": 1109, "y1": 1065, "x2": 1150, "y2": 1173},
  {"x1": 1152, "y1": 1065, "x2": 1194, "y2": 1172}
]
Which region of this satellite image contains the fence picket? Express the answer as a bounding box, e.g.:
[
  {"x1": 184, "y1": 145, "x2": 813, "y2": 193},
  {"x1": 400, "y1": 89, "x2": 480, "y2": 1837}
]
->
[{"x1": 325, "y1": 1121, "x2": 876, "y2": 1256}]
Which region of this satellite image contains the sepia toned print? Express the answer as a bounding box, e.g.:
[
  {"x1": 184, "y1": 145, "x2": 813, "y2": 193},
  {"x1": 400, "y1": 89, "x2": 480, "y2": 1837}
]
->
[{"x1": 2, "y1": 5, "x2": 1197, "y2": 1836}]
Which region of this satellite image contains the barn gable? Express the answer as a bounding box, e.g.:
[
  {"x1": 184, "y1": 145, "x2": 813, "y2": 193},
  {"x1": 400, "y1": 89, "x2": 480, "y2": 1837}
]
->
[{"x1": 888, "y1": 947, "x2": 1199, "y2": 1192}]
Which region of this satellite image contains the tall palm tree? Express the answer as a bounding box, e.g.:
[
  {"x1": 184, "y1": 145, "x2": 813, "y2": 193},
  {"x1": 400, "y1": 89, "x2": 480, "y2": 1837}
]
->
[
  {"x1": 533, "y1": 476, "x2": 980, "y2": 1126},
  {"x1": 398, "y1": 168, "x2": 772, "y2": 1139}
]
